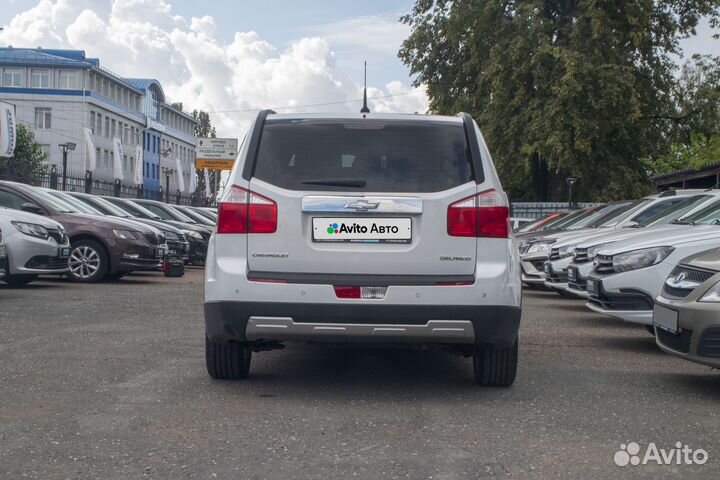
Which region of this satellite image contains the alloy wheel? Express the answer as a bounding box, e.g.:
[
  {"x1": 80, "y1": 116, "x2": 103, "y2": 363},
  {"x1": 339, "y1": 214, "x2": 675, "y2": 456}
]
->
[{"x1": 69, "y1": 246, "x2": 100, "y2": 280}]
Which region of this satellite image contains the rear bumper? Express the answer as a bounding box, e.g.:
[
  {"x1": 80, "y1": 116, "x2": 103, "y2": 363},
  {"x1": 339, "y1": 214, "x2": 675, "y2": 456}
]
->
[{"x1": 205, "y1": 301, "x2": 521, "y2": 348}]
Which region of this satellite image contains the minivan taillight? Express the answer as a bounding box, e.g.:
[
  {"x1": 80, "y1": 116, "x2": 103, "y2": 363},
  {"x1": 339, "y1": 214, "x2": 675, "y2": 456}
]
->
[
  {"x1": 447, "y1": 189, "x2": 509, "y2": 238},
  {"x1": 217, "y1": 185, "x2": 277, "y2": 234}
]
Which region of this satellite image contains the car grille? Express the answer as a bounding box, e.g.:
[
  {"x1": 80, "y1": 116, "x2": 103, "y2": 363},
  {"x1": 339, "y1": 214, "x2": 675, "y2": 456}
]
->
[
  {"x1": 549, "y1": 247, "x2": 560, "y2": 261},
  {"x1": 656, "y1": 328, "x2": 693, "y2": 354},
  {"x1": 46, "y1": 228, "x2": 67, "y2": 245},
  {"x1": 698, "y1": 328, "x2": 720, "y2": 358},
  {"x1": 588, "y1": 284, "x2": 653, "y2": 311},
  {"x1": 660, "y1": 266, "x2": 716, "y2": 299},
  {"x1": 593, "y1": 254, "x2": 614, "y2": 274},
  {"x1": 24, "y1": 255, "x2": 68, "y2": 270},
  {"x1": 574, "y1": 247, "x2": 589, "y2": 263}
]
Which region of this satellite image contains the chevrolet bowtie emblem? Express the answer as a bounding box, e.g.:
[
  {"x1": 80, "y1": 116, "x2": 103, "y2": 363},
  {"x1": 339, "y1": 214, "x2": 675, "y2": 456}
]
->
[{"x1": 345, "y1": 200, "x2": 380, "y2": 211}]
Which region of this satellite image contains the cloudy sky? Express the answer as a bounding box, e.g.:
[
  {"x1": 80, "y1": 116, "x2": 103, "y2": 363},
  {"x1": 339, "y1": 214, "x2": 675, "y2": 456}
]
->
[{"x1": 1, "y1": 0, "x2": 718, "y2": 138}]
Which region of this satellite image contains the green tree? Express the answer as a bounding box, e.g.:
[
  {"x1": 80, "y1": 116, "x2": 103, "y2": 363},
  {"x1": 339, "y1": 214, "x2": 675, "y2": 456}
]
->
[
  {"x1": 399, "y1": 0, "x2": 720, "y2": 201},
  {"x1": 191, "y1": 110, "x2": 218, "y2": 200},
  {"x1": 0, "y1": 124, "x2": 47, "y2": 184}
]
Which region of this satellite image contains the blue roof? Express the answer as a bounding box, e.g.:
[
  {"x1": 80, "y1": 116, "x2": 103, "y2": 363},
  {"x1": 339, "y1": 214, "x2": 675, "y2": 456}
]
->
[{"x1": 0, "y1": 48, "x2": 93, "y2": 68}]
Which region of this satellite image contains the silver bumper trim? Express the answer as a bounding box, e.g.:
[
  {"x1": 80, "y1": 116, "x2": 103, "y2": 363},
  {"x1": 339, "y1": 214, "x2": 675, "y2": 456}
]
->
[{"x1": 246, "y1": 317, "x2": 476, "y2": 343}]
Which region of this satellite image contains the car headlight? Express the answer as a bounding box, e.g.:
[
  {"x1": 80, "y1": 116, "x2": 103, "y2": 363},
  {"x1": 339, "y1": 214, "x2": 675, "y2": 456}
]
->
[
  {"x1": 12, "y1": 221, "x2": 49, "y2": 239},
  {"x1": 558, "y1": 245, "x2": 576, "y2": 259},
  {"x1": 612, "y1": 247, "x2": 674, "y2": 273},
  {"x1": 183, "y1": 230, "x2": 203, "y2": 239},
  {"x1": 699, "y1": 281, "x2": 720, "y2": 303},
  {"x1": 527, "y1": 241, "x2": 555, "y2": 254},
  {"x1": 113, "y1": 229, "x2": 141, "y2": 240}
]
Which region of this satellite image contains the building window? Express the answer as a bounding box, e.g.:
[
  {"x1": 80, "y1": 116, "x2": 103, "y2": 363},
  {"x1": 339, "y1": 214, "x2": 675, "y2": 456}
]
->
[
  {"x1": 57, "y1": 70, "x2": 79, "y2": 89},
  {"x1": 89, "y1": 111, "x2": 95, "y2": 132},
  {"x1": 2, "y1": 68, "x2": 22, "y2": 87},
  {"x1": 96, "y1": 113, "x2": 102, "y2": 136},
  {"x1": 96, "y1": 147, "x2": 101, "y2": 168},
  {"x1": 105, "y1": 117, "x2": 110, "y2": 138},
  {"x1": 104, "y1": 149, "x2": 110, "y2": 168},
  {"x1": 30, "y1": 69, "x2": 49, "y2": 88},
  {"x1": 111, "y1": 119, "x2": 116, "y2": 138},
  {"x1": 34, "y1": 108, "x2": 51, "y2": 129}
]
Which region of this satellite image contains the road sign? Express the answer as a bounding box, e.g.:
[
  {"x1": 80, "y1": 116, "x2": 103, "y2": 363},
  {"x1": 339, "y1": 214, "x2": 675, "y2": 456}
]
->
[{"x1": 196, "y1": 137, "x2": 238, "y2": 170}]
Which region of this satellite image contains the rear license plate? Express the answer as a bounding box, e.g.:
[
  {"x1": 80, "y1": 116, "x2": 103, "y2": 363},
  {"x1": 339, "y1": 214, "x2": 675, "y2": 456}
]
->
[
  {"x1": 654, "y1": 305, "x2": 679, "y2": 333},
  {"x1": 312, "y1": 218, "x2": 411, "y2": 243},
  {"x1": 58, "y1": 247, "x2": 70, "y2": 258}
]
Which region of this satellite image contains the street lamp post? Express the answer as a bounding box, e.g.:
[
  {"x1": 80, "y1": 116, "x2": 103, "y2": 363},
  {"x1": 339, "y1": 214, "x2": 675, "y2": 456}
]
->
[
  {"x1": 566, "y1": 177, "x2": 577, "y2": 210},
  {"x1": 161, "y1": 167, "x2": 175, "y2": 204},
  {"x1": 58, "y1": 142, "x2": 77, "y2": 191}
]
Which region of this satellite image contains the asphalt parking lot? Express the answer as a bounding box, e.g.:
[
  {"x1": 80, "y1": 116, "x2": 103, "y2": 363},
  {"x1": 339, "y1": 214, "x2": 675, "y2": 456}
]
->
[{"x1": 1, "y1": 269, "x2": 718, "y2": 479}]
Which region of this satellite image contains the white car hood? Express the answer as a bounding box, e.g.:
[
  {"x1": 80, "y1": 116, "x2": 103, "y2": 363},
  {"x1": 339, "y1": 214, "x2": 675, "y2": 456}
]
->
[
  {"x1": 0, "y1": 207, "x2": 63, "y2": 229},
  {"x1": 597, "y1": 225, "x2": 720, "y2": 256},
  {"x1": 574, "y1": 224, "x2": 684, "y2": 249}
]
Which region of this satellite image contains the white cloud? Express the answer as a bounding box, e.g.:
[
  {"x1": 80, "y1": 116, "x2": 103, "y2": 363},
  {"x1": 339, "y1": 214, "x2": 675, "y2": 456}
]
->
[{"x1": 0, "y1": 0, "x2": 428, "y2": 137}]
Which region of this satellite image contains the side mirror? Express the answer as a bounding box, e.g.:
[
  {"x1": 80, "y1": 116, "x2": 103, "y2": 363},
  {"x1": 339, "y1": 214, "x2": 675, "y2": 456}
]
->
[{"x1": 21, "y1": 202, "x2": 44, "y2": 215}]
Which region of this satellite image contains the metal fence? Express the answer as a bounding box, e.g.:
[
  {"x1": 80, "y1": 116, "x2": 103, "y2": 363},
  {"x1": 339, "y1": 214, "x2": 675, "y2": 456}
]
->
[
  {"x1": 510, "y1": 202, "x2": 599, "y2": 219},
  {"x1": 0, "y1": 166, "x2": 216, "y2": 207}
]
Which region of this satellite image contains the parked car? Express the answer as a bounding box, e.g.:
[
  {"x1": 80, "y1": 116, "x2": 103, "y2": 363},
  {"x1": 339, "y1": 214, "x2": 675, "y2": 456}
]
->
[
  {"x1": 653, "y1": 247, "x2": 720, "y2": 368},
  {"x1": 188, "y1": 206, "x2": 217, "y2": 222},
  {"x1": 545, "y1": 193, "x2": 718, "y2": 295},
  {"x1": 173, "y1": 204, "x2": 216, "y2": 227},
  {"x1": 514, "y1": 212, "x2": 566, "y2": 234},
  {"x1": 0, "y1": 207, "x2": 70, "y2": 286},
  {"x1": 523, "y1": 192, "x2": 700, "y2": 289},
  {"x1": 0, "y1": 181, "x2": 166, "y2": 283},
  {"x1": 585, "y1": 199, "x2": 720, "y2": 326},
  {"x1": 103, "y1": 197, "x2": 210, "y2": 265},
  {"x1": 60, "y1": 192, "x2": 190, "y2": 263},
  {"x1": 0, "y1": 227, "x2": 6, "y2": 281},
  {"x1": 510, "y1": 217, "x2": 533, "y2": 231},
  {"x1": 204, "y1": 111, "x2": 522, "y2": 386},
  {"x1": 566, "y1": 192, "x2": 720, "y2": 298}
]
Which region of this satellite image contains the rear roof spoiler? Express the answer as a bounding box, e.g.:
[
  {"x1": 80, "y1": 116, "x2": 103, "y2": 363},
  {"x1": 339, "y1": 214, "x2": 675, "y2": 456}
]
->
[
  {"x1": 457, "y1": 112, "x2": 485, "y2": 184},
  {"x1": 242, "y1": 109, "x2": 276, "y2": 181}
]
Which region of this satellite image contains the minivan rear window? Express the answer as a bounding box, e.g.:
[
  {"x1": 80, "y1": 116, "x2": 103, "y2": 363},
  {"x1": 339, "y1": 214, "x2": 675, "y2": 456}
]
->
[{"x1": 253, "y1": 120, "x2": 475, "y2": 192}]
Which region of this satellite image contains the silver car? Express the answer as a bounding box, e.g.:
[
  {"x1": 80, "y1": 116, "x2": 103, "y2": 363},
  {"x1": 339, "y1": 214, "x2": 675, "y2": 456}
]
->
[
  {"x1": 205, "y1": 111, "x2": 522, "y2": 386},
  {"x1": 0, "y1": 207, "x2": 70, "y2": 286}
]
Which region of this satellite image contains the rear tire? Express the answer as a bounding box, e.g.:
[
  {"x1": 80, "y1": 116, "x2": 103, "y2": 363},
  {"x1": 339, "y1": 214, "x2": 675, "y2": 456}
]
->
[
  {"x1": 473, "y1": 339, "x2": 518, "y2": 387},
  {"x1": 205, "y1": 334, "x2": 252, "y2": 379},
  {"x1": 3, "y1": 274, "x2": 38, "y2": 287},
  {"x1": 644, "y1": 325, "x2": 656, "y2": 335}
]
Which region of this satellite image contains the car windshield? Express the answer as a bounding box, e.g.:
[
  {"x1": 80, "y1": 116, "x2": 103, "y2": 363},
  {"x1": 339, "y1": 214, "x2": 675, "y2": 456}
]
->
[
  {"x1": 515, "y1": 214, "x2": 561, "y2": 233},
  {"x1": 541, "y1": 207, "x2": 598, "y2": 231},
  {"x1": 685, "y1": 199, "x2": 720, "y2": 225},
  {"x1": 50, "y1": 192, "x2": 104, "y2": 215},
  {"x1": 177, "y1": 207, "x2": 214, "y2": 226},
  {"x1": 26, "y1": 187, "x2": 81, "y2": 213},
  {"x1": 639, "y1": 195, "x2": 712, "y2": 227},
  {"x1": 106, "y1": 198, "x2": 161, "y2": 220},
  {"x1": 588, "y1": 202, "x2": 635, "y2": 227},
  {"x1": 163, "y1": 205, "x2": 195, "y2": 223},
  {"x1": 596, "y1": 198, "x2": 650, "y2": 227},
  {"x1": 567, "y1": 203, "x2": 629, "y2": 229},
  {"x1": 90, "y1": 197, "x2": 134, "y2": 217}
]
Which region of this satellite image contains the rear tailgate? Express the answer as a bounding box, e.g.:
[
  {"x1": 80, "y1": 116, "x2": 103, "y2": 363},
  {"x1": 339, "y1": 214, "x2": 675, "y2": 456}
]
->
[{"x1": 245, "y1": 118, "x2": 480, "y2": 277}]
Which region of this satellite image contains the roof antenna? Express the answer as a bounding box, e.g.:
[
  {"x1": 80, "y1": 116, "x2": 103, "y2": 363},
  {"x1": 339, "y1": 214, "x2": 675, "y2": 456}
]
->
[{"x1": 360, "y1": 61, "x2": 370, "y2": 114}]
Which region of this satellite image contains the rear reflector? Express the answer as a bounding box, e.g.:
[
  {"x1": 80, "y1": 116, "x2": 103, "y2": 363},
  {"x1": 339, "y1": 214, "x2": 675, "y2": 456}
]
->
[
  {"x1": 447, "y1": 189, "x2": 509, "y2": 238},
  {"x1": 333, "y1": 286, "x2": 387, "y2": 299},
  {"x1": 217, "y1": 185, "x2": 277, "y2": 234}
]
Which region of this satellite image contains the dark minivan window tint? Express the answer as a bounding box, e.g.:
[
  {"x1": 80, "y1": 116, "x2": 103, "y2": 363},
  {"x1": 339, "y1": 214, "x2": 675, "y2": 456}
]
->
[{"x1": 253, "y1": 120, "x2": 476, "y2": 192}]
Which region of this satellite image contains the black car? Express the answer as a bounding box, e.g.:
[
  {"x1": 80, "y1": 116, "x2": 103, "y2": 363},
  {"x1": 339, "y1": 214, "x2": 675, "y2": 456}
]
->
[
  {"x1": 174, "y1": 205, "x2": 215, "y2": 227},
  {"x1": 103, "y1": 197, "x2": 210, "y2": 265},
  {"x1": 62, "y1": 192, "x2": 190, "y2": 262}
]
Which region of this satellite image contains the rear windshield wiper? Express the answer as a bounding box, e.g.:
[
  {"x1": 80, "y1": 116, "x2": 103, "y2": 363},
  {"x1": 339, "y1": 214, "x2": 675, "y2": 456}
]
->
[{"x1": 301, "y1": 178, "x2": 367, "y2": 188}]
